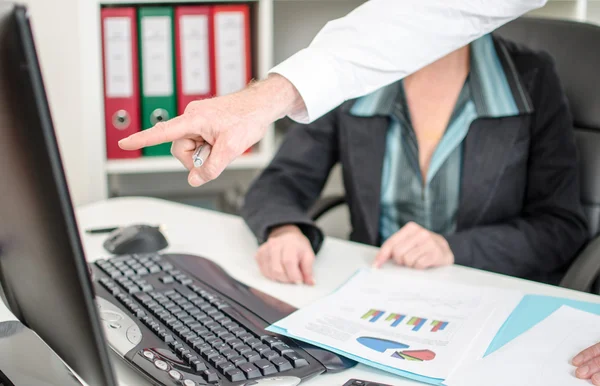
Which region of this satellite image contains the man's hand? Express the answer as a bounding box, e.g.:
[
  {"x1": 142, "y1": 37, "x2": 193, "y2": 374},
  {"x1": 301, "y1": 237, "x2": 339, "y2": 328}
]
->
[
  {"x1": 118, "y1": 74, "x2": 305, "y2": 187},
  {"x1": 573, "y1": 342, "x2": 600, "y2": 385},
  {"x1": 373, "y1": 222, "x2": 454, "y2": 269},
  {"x1": 255, "y1": 225, "x2": 315, "y2": 285}
]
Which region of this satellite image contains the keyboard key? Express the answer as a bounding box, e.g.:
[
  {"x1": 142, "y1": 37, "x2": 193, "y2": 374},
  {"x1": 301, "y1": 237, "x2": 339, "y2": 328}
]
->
[
  {"x1": 195, "y1": 343, "x2": 212, "y2": 355},
  {"x1": 209, "y1": 355, "x2": 227, "y2": 367},
  {"x1": 198, "y1": 332, "x2": 214, "y2": 340},
  {"x1": 284, "y1": 352, "x2": 309, "y2": 368},
  {"x1": 169, "y1": 341, "x2": 182, "y2": 351},
  {"x1": 213, "y1": 328, "x2": 228, "y2": 337},
  {"x1": 148, "y1": 265, "x2": 161, "y2": 274},
  {"x1": 231, "y1": 327, "x2": 246, "y2": 337},
  {"x1": 247, "y1": 338, "x2": 262, "y2": 348},
  {"x1": 221, "y1": 333, "x2": 236, "y2": 343},
  {"x1": 134, "y1": 293, "x2": 152, "y2": 303},
  {"x1": 204, "y1": 307, "x2": 218, "y2": 315},
  {"x1": 176, "y1": 347, "x2": 190, "y2": 357},
  {"x1": 159, "y1": 276, "x2": 174, "y2": 284},
  {"x1": 187, "y1": 308, "x2": 201, "y2": 316},
  {"x1": 204, "y1": 321, "x2": 219, "y2": 330},
  {"x1": 212, "y1": 342, "x2": 228, "y2": 352},
  {"x1": 253, "y1": 359, "x2": 277, "y2": 375},
  {"x1": 181, "y1": 316, "x2": 195, "y2": 325},
  {"x1": 205, "y1": 336, "x2": 221, "y2": 344},
  {"x1": 190, "y1": 359, "x2": 207, "y2": 372},
  {"x1": 174, "y1": 325, "x2": 190, "y2": 336},
  {"x1": 202, "y1": 369, "x2": 219, "y2": 383},
  {"x1": 181, "y1": 303, "x2": 194, "y2": 311},
  {"x1": 136, "y1": 268, "x2": 149, "y2": 276},
  {"x1": 163, "y1": 289, "x2": 176, "y2": 297},
  {"x1": 170, "y1": 307, "x2": 183, "y2": 315},
  {"x1": 243, "y1": 351, "x2": 261, "y2": 363},
  {"x1": 202, "y1": 349, "x2": 218, "y2": 360},
  {"x1": 262, "y1": 336, "x2": 284, "y2": 347},
  {"x1": 221, "y1": 349, "x2": 237, "y2": 359},
  {"x1": 219, "y1": 318, "x2": 232, "y2": 326},
  {"x1": 236, "y1": 345, "x2": 251, "y2": 355},
  {"x1": 255, "y1": 344, "x2": 270, "y2": 353},
  {"x1": 239, "y1": 333, "x2": 255, "y2": 343},
  {"x1": 271, "y1": 357, "x2": 293, "y2": 372},
  {"x1": 237, "y1": 363, "x2": 260, "y2": 379},
  {"x1": 174, "y1": 311, "x2": 188, "y2": 319},
  {"x1": 217, "y1": 361, "x2": 235, "y2": 374},
  {"x1": 275, "y1": 344, "x2": 294, "y2": 355},
  {"x1": 162, "y1": 334, "x2": 174, "y2": 344},
  {"x1": 182, "y1": 332, "x2": 197, "y2": 343},
  {"x1": 222, "y1": 321, "x2": 237, "y2": 329},
  {"x1": 212, "y1": 312, "x2": 225, "y2": 321},
  {"x1": 261, "y1": 350, "x2": 278, "y2": 360},
  {"x1": 192, "y1": 340, "x2": 207, "y2": 351},
  {"x1": 159, "y1": 262, "x2": 173, "y2": 271},
  {"x1": 184, "y1": 352, "x2": 196, "y2": 363},
  {"x1": 230, "y1": 356, "x2": 247, "y2": 366},
  {"x1": 213, "y1": 301, "x2": 229, "y2": 310},
  {"x1": 193, "y1": 327, "x2": 209, "y2": 336},
  {"x1": 225, "y1": 368, "x2": 246, "y2": 382},
  {"x1": 228, "y1": 339, "x2": 243, "y2": 349}
]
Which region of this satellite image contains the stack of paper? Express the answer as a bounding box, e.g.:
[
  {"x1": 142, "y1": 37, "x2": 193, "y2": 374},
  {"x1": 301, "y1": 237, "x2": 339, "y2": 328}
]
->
[
  {"x1": 268, "y1": 269, "x2": 524, "y2": 384},
  {"x1": 445, "y1": 306, "x2": 600, "y2": 386}
]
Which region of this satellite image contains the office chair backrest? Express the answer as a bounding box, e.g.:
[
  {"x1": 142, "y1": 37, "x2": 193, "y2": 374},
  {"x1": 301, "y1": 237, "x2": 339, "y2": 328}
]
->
[{"x1": 496, "y1": 18, "x2": 600, "y2": 237}]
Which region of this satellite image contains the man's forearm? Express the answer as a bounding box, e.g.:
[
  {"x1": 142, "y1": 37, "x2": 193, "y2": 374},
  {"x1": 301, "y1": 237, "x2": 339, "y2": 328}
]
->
[{"x1": 244, "y1": 74, "x2": 307, "y2": 125}]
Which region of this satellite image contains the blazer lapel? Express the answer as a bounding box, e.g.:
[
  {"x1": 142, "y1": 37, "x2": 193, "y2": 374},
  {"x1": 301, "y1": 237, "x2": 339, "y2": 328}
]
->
[
  {"x1": 457, "y1": 116, "x2": 528, "y2": 229},
  {"x1": 340, "y1": 112, "x2": 389, "y2": 245}
]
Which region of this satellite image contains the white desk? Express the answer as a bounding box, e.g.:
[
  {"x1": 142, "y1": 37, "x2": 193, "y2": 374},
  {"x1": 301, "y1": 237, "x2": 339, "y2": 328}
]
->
[{"x1": 72, "y1": 197, "x2": 599, "y2": 385}]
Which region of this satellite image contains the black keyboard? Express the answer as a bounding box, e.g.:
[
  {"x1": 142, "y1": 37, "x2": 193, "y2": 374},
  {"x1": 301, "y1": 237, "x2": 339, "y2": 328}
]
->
[{"x1": 92, "y1": 253, "x2": 352, "y2": 385}]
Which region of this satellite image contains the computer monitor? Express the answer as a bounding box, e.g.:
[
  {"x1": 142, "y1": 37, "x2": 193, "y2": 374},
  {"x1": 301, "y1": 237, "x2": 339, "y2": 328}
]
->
[{"x1": 0, "y1": 4, "x2": 117, "y2": 386}]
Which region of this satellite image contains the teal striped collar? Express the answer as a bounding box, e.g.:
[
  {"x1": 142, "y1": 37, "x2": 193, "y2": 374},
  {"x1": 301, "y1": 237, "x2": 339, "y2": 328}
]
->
[{"x1": 349, "y1": 34, "x2": 533, "y2": 118}]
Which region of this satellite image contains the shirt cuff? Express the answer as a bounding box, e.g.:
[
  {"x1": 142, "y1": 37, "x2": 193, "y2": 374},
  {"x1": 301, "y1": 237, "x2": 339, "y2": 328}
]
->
[{"x1": 269, "y1": 49, "x2": 345, "y2": 124}]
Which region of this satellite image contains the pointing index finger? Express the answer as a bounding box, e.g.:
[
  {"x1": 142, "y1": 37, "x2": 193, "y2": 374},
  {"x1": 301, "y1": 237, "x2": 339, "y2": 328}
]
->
[{"x1": 118, "y1": 115, "x2": 190, "y2": 150}]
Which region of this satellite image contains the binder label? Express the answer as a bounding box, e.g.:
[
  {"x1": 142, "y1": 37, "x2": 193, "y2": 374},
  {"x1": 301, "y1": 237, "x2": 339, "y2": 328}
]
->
[
  {"x1": 181, "y1": 15, "x2": 210, "y2": 96},
  {"x1": 141, "y1": 16, "x2": 174, "y2": 97},
  {"x1": 215, "y1": 12, "x2": 246, "y2": 96},
  {"x1": 104, "y1": 17, "x2": 133, "y2": 98}
]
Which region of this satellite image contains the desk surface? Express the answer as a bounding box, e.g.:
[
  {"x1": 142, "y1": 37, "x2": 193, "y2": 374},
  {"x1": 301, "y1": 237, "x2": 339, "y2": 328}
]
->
[{"x1": 72, "y1": 197, "x2": 599, "y2": 386}]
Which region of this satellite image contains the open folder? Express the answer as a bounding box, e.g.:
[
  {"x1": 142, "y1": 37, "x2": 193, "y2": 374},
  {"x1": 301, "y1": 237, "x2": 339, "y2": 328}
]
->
[{"x1": 268, "y1": 269, "x2": 600, "y2": 385}]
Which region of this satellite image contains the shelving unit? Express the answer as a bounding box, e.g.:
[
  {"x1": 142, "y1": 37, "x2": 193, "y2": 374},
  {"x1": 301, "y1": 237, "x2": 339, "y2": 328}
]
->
[{"x1": 78, "y1": 0, "x2": 276, "y2": 201}]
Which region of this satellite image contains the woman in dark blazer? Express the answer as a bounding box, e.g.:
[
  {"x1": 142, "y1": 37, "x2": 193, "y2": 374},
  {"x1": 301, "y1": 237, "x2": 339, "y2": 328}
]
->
[{"x1": 241, "y1": 34, "x2": 588, "y2": 287}]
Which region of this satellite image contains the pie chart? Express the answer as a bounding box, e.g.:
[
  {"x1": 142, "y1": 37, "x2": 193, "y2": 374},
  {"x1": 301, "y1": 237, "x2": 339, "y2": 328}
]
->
[
  {"x1": 392, "y1": 349, "x2": 436, "y2": 362},
  {"x1": 356, "y1": 337, "x2": 409, "y2": 353}
]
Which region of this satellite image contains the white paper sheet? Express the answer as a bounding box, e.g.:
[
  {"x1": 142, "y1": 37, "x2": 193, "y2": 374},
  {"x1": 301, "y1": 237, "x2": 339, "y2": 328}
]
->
[
  {"x1": 271, "y1": 269, "x2": 523, "y2": 380},
  {"x1": 445, "y1": 306, "x2": 600, "y2": 386}
]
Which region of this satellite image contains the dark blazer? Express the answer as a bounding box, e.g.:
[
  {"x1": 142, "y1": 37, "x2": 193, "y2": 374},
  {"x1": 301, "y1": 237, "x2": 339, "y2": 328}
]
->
[{"x1": 241, "y1": 37, "x2": 589, "y2": 285}]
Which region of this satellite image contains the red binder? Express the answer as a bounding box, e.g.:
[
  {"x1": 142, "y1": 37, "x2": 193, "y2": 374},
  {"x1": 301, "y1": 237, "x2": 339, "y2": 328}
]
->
[
  {"x1": 212, "y1": 4, "x2": 253, "y2": 153},
  {"x1": 101, "y1": 7, "x2": 141, "y2": 159},
  {"x1": 212, "y1": 4, "x2": 252, "y2": 97},
  {"x1": 175, "y1": 6, "x2": 215, "y2": 116}
]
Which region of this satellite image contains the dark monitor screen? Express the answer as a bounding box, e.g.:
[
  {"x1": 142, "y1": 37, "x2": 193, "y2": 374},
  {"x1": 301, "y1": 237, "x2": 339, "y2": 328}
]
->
[{"x1": 0, "y1": 4, "x2": 116, "y2": 386}]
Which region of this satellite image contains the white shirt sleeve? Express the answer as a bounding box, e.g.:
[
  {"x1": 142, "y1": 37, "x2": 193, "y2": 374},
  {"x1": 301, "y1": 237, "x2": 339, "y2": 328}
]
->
[{"x1": 269, "y1": 0, "x2": 547, "y2": 124}]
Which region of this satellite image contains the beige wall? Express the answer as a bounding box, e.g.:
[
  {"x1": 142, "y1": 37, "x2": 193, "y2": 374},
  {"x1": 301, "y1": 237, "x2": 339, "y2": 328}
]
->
[{"x1": 22, "y1": 0, "x2": 88, "y2": 206}]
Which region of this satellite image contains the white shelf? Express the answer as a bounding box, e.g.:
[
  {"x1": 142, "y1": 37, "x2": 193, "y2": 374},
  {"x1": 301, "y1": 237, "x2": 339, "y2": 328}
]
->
[{"x1": 106, "y1": 153, "x2": 269, "y2": 174}]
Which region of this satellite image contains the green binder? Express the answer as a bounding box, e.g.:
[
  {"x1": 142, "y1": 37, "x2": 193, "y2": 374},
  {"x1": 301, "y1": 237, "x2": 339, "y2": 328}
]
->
[{"x1": 138, "y1": 7, "x2": 176, "y2": 156}]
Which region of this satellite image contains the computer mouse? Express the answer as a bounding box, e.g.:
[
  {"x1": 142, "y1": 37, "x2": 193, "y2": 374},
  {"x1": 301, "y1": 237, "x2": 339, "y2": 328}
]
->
[
  {"x1": 103, "y1": 224, "x2": 168, "y2": 255},
  {"x1": 243, "y1": 377, "x2": 301, "y2": 386}
]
